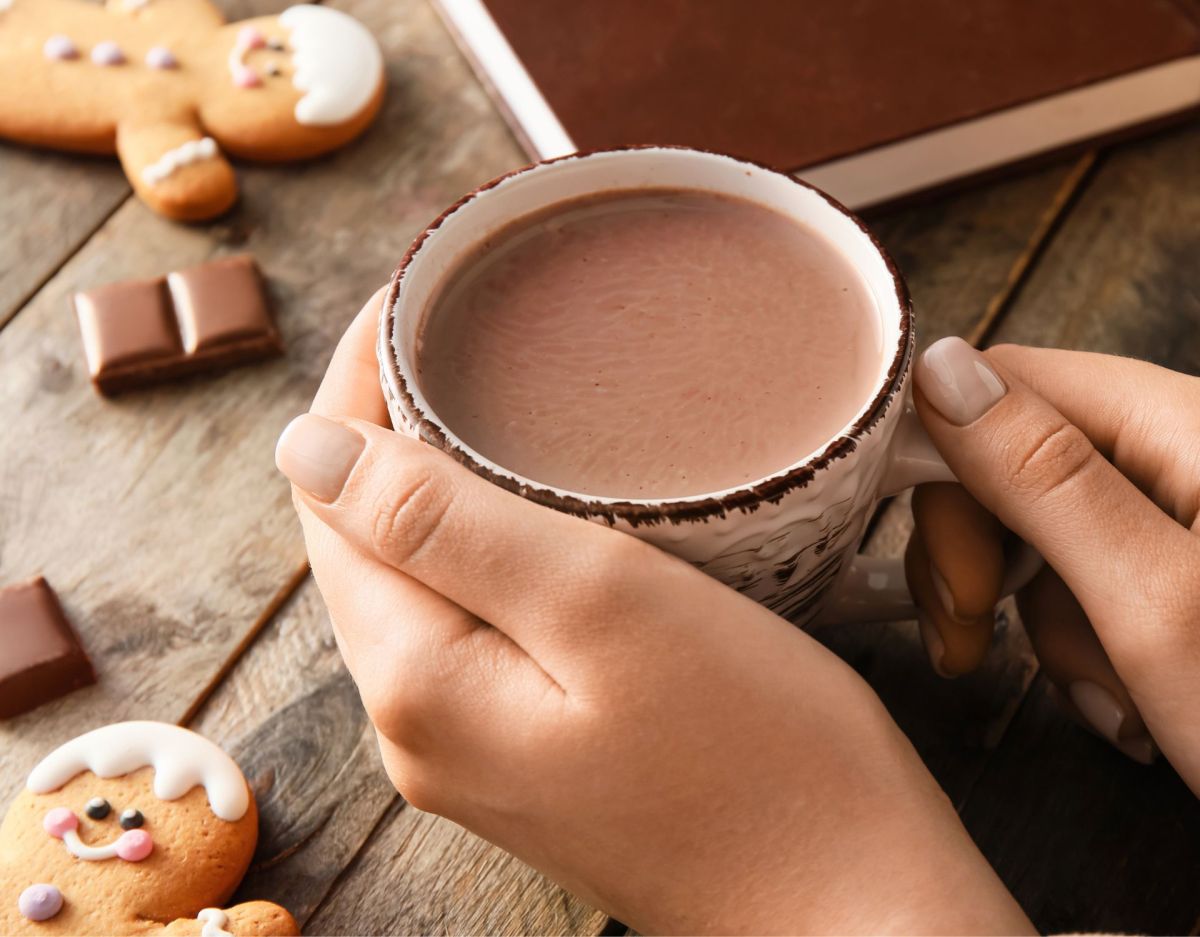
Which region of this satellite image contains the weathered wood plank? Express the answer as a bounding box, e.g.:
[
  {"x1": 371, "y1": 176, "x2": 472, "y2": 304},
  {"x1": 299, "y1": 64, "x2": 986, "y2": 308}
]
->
[
  {"x1": 306, "y1": 794, "x2": 609, "y2": 937},
  {"x1": 955, "y1": 120, "x2": 1200, "y2": 935},
  {"x1": 186, "y1": 578, "x2": 395, "y2": 925},
  {"x1": 812, "y1": 160, "x2": 1088, "y2": 803},
  {"x1": 0, "y1": 149, "x2": 129, "y2": 330},
  {"x1": 0, "y1": 0, "x2": 522, "y2": 801}
]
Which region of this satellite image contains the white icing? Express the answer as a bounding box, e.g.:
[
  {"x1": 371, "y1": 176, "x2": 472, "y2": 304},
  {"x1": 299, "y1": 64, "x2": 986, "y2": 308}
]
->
[
  {"x1": 27, "y1": 722, "x2": 249, "y2": 822},
  {"x1": 0, "y1": 0, "x2": 12, "y2": 11},
  {"x1": 124, "y1": 0, "x2": 150, "y2": 9},
  {"x1": 199, "y1": 908, "x2": 233, "y2": 937},
  {"x1": 141, "y1": 137, "x2": 218, "y2": 185},
  {"x1": 62, "y1": 827, "x2": 121, "y2": 861},
  {"x1": 280, "y1": 5, "x2": 382, "y2": 126}
]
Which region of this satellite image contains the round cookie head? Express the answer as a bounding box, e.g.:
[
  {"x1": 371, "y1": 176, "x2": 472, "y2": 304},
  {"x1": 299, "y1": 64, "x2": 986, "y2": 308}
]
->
[
  {"x1": 0, "y1": 723, "x2": 258, "y2": 931},
  {"x1": 199, "y1": 5, "x2": 385, "y2": 161}
]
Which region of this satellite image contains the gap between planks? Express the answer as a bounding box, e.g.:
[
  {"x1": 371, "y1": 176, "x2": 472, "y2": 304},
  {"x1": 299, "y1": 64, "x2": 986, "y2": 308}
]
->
[
  {"x1": 963, "y1": 151, "x2": 1099, "y2": 347},
  {"x1": 0, "y1": 190, "x2": 132, "y2": 338}
]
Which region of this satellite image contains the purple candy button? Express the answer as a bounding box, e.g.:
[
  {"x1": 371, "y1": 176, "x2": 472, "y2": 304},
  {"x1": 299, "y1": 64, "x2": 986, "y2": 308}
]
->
[
  {"x1": 43, "y1": 35, "x2": 79, "y2": 61},
  {"x1": 91, "y1": 41, "x2": 125, "y2": 66},
  {"x1": 145, "y1": 46, "x2": 178, "y2": 69},
  {"x1": 19, "y1": 884, "x2": 63, "y2": 922}
]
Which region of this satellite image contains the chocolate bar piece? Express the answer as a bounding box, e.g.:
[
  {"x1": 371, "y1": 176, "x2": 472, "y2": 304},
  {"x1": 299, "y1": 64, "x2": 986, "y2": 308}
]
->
[
  {"x1": 0, "y1": 577, "x2": 95, "y2": 719},
  {"x1": 74, "y1": 255, "x2": 282, "y2": 395}
]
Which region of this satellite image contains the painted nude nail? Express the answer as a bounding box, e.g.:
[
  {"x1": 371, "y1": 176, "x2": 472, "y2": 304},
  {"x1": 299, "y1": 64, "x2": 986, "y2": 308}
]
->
[
  {"x1": 275, "y1": 413, "x2": 365, "y2": 502},
  {"x1": 929, "y1": 562, "x2": 963, "y2": 621},
  {"x1": 1116, "y1": 735, "x2": 1157, "y2": 766},
  {"x1": 916, "y1": 337, "x2": 1007, "y2": 426},
  {"x1": 1068, "y1": 680, "x2": 1126, "y2": 746}
]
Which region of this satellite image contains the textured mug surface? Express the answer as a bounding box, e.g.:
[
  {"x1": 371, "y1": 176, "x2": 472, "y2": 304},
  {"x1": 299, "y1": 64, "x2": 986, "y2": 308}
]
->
[{"x1": 378, "y1": 147, "x2": 914, "y2": 626}]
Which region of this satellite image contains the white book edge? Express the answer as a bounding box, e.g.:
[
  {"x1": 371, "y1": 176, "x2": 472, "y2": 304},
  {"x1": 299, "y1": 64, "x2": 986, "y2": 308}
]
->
[{"x1": 434, "y1": 0, "x2": 1200, "y2": 209}]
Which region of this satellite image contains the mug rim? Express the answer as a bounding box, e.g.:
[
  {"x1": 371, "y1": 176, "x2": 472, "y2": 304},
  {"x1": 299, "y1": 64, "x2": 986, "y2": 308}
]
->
[{"x1": 379, "y1": 144, "x2": 913, "y2": 527}]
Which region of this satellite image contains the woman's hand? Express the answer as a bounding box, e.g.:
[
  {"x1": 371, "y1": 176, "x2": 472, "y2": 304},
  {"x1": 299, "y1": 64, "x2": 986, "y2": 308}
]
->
[
  {"x1": 907, "y1": 339, "x2": 1200, "y2": 790},
  {"x1": 275, "y1": 291, "x2": 1032, "y2": 935}
]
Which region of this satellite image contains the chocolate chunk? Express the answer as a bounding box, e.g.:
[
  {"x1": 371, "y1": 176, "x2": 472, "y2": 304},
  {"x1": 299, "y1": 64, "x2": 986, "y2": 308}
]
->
[
  {"x1": 0, "y1": 577, "x2": 95, "y2": 719},
  {"x1": 73, "y1": 254, "x2": 281, "y2": 395}
]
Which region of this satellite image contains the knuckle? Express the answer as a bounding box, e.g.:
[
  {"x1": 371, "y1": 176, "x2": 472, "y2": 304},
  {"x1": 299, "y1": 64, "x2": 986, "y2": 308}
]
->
[
  {"x1": 367, "y1": 466, "x2": 452, "y2": 565},
  {"x1": 1005, "y1": 421, "x2": 1098, "y2": 502},
  {"x1": 357, "y1": 649, "x2": 437, "y2": 746},
  {"x1": 380, "y1": 757, "x2": 445, "y2": 815},
  {"x1": 571, "y1": 530, "x2": 654, "y2": 613}
]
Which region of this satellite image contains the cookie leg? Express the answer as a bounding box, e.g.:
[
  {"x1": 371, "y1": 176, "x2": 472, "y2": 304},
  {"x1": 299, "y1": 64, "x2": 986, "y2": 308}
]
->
[{"x1": 117, "y1": 119, "x2": 239, "y2": 221}]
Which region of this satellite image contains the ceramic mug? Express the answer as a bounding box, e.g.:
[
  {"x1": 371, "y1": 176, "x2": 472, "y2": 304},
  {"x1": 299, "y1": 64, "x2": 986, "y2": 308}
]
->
[{"x1": 377, "y1": 146, "x2": 1037, "y2": 627}]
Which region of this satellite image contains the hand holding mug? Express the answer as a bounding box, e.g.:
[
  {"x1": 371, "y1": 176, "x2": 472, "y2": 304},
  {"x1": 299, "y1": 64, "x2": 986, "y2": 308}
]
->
[
  {"x1": 906, "y1": 339, "x2": 1200, "y2": 789},
  {"x1": 275, "y1": 292, "x2": 1032, "y2": 935}
]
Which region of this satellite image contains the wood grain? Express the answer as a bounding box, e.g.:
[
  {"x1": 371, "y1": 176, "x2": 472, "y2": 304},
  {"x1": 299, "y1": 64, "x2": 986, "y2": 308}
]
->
[
  {"x1": 0, "y1": 148, "x2": 128, "y2": 330},
  {"x1": 956, "y1": 119, "x2": 1200, "y2": 935},
  {"x1": 187, "y1": 581, "x2": 395, "y2": 925},
  {"x1": 306, "y1": 795, "x2": 609, "y2": 937}
]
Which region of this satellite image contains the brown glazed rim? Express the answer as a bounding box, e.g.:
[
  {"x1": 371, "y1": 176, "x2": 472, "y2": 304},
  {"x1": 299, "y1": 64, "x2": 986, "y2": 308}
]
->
[{"x1": 380, "y1": 144, "x2": 913, "y2": 527}]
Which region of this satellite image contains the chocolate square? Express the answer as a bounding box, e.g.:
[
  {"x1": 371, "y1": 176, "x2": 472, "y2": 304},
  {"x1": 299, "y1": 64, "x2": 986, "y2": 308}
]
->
[
  {"x1": 0, "y1": 577, "x2": 95, "y2": 719},
  {"x1": 75, "y1": 278, "x2": 180, "y2": 377},
  {"x1": 72, "y1": 254, "x2": 282, "y2": 395},
  {"x1": 167, "y1": 255, "x2": 275, "y2": 353}
]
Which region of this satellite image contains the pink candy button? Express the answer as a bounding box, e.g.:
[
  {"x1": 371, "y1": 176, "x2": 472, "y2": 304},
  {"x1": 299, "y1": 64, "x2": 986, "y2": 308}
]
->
[
  {"x1": 42, "y1": 807, "x2": 77, "y2": 839},
  {"x1": 115, "y1": 829, "x2": 153, "y2": 862},
  {"x1": 91, "y1": 41, "x2": 126, "y2": 66},
  {"x1": 145, "y1": 46, "x2": 178, "y2": 70},
  {"x1": 43, "y1": 35, "x2": 79, "y2": 61}
]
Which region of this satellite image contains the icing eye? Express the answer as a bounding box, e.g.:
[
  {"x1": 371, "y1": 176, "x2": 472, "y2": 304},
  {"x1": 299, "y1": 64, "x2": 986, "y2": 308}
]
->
[
  {"x1": 84, "y1": 798, "x2": 111, "y2": 820},
  {"x1": 266, "y1": 64, "x2": 281, "y2": 77},
  {"x1": 267, "y1": 39, "x2": 285, "y2": 51},
  {"x1": 119, "y1": 808, "x2": 144, "y2": 830}
]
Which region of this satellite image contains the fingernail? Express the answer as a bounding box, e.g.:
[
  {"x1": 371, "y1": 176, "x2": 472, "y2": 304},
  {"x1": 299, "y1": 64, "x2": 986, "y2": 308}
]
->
[
  {"x1": 929, "y1": 563, "x2": 962, "y2": 621},
  {"x1": 275, "y1": 413, "x2": 365, "y2": 502},
  {"x1": 916, "y1": 337, "x2": 1007, "y2": 426},
  {"x1": 1068, "y1": 680, "x2": 1126, "y2": 746},
  {"x1": 917, "y1": 612, "x2": 951, "y2": 679},
  {"x1": 1116, "y1": 735, "x2": 1157, "y2": 766}
]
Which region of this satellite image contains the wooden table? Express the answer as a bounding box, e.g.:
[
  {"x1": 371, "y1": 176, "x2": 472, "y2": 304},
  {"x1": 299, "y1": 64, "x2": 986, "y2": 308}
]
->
[{"x1": 2, "y1": 1, "x2": 1198, "y2": 933}]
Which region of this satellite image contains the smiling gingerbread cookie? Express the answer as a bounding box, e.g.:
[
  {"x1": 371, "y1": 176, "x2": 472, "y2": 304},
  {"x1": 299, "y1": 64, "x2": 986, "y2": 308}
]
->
[
  {"x1": 0, "y1": 721, "x2": 298, "y2": 935},
  {"x1": 0, "y1": 0, "x2": 384, "y2": 220}
]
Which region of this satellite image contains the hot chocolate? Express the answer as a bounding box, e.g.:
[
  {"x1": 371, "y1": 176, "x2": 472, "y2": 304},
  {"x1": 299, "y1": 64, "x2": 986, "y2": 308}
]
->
[{"x1": 416, "y1": 188, "x2": 881, "y2": 498}]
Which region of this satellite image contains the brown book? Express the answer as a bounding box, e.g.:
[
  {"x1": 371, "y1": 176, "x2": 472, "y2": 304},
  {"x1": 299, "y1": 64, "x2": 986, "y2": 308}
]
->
[{"x1": 433, "y1": 0, "x2": 1200, "y2": 208}]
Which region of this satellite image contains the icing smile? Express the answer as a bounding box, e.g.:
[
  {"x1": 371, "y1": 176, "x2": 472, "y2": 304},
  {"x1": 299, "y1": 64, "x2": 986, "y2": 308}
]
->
[{"x1": 43, "y1": 807, "x2": 154, "y2": 862}]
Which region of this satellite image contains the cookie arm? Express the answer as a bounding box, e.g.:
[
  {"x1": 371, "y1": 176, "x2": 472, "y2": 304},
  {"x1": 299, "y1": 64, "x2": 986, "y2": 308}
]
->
[
  {"x1": 155, "y1": 902, "x2": 299, "y2": 936},
  {"x1": 210, "y1": 902, "x2": 299, "y2": 936},
  {"x1": 116, "y1": 118, "x2": 238, "y2": 221}
]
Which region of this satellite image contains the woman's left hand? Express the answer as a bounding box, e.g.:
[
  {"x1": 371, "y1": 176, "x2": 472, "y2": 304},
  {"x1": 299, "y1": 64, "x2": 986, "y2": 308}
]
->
[{"x1": 275, "y1": 290, "x2": 1032, "y2": 935}]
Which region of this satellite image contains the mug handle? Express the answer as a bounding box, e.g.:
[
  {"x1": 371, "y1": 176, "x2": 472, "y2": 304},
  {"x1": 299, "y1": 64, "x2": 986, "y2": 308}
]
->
[{"x1": 819, "y1": 397, "x2": 1043, "y2": 625}]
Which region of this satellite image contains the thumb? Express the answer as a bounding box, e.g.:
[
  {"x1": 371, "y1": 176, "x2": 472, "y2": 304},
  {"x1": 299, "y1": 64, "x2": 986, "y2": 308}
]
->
[{"x1": 912, "y1": 337, "x2": 1197, "y2": 675}]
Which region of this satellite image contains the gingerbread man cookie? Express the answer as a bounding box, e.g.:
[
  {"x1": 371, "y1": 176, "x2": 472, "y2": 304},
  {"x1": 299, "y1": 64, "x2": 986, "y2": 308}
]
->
[
  {"x1": 0, "y1": 0, "x2": 384, "y2": 220},
  {"x1": 0, "y1": 721, "x2": 298, "y2": 935}
]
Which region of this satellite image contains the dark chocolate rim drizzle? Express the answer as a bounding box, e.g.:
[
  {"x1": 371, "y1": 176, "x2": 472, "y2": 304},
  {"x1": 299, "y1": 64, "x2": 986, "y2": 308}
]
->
[{"x1": 380, "y1": 145, "x2": 913, "y2": 527}]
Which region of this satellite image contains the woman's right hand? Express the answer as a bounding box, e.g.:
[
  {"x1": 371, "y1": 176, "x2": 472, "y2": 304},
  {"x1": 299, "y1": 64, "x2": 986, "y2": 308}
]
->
[{"x1": 906, "y1": 339, "x2": 1200, "y2": 791}]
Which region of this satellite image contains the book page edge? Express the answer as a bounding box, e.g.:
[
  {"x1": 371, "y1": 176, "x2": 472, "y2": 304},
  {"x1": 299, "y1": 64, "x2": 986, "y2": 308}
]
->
[{"x1": 432, "y1": 0, "x2": 576, "y2": 160}]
